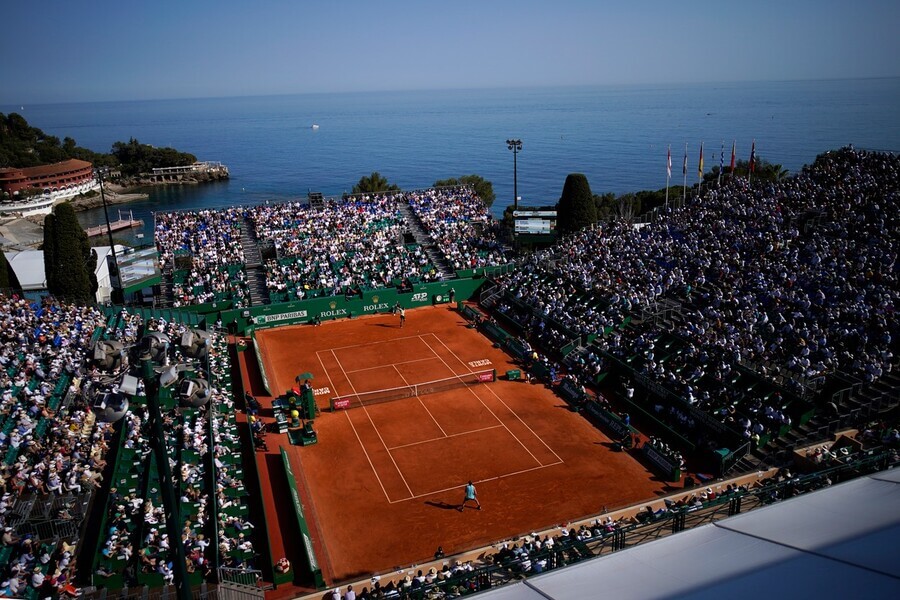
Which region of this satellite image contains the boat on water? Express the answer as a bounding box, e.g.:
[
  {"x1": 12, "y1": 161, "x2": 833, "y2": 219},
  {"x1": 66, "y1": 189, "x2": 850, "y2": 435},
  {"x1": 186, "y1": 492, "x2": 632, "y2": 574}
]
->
[{"x1": 311, "y1": 124, "x2": 320, "y2": 130}]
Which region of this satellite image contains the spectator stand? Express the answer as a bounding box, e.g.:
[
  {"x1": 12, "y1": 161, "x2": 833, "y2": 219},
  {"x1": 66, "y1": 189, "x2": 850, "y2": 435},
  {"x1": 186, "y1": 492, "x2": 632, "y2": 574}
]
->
[
  {"x1": 154, "y1": 208, "x2": 250, "y2": 309},
  {"x1": 89, "y1": 310, "x2": 260, "y2": 595},
  {"x1": 0, "y1": 296, "x2": 114, "y2": 595},
  {"x1": 206, "y1": 330, "x2": 260, "y2": 580},
  {"x1": 247, "y1": 194, "x2": 439, "y2": 305}
]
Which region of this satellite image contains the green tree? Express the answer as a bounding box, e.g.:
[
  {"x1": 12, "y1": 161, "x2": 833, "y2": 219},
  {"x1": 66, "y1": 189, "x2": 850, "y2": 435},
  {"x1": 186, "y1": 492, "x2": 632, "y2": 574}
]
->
[
  {"x1": 557, "y1": 173, "x2": 597, "y2": 235},
  {"x1": 111, "y1": 138, "x2": 197, "y2": 176},
  {"x1": 43, "y1": 203, "x2": 97, "y2": 303},
  {"x1": 433, "y1": 174, "x2": 496, "y2": 208},
  {"x1": 352, "y1": 171, "x2": 400, "y2": 194}
]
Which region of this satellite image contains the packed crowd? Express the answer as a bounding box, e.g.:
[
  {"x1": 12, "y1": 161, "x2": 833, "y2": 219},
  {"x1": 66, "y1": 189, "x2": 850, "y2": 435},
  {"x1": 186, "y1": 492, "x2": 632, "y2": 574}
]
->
[
  {"x1": 155, "y1": 209, "x2": 249, "y2": 307},
  {"x1": 407, "y1": 187, "x2": 510, "y2": 271},
  {"x1": 154, "y1": 188, "x2": 509, "y2": 307},
  {"x1": 0, "y1": 295, "x2": 114, "y2": 598},
  {"x1": 94, "y1": 314, "x2": 257, "y2": 588},
  {"x1": 248, "y1": 195, "x2": 437, "y2": 300},
  {"x1": 494, "y1": 148, "x2": 899, "y2": 449}
]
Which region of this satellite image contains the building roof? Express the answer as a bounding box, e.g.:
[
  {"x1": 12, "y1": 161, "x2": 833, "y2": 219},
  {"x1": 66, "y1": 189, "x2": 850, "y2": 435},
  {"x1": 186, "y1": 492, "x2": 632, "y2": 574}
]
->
[
  {"x1": 479, "y1": 468, "x2": 900, "y2": 599},
  {"x1": 4, "y1": 245, "x2": 127, "y2": 295},
  {"x1": 0, "y1": 159, "x2": 92, "y2": 178}
]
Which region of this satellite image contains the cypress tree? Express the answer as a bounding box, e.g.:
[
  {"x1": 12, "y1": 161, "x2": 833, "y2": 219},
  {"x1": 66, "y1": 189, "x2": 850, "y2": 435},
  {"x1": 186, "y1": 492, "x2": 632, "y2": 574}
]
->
[
  {"x1": 43, "y1": 203, "x2": 95, "y2": 303},
  {"x1": 557, "y1": 173, "x2": 597, "y2": 235},
  {"x1": 43, "y1": 213, "x2": 57, "y2": 292}
]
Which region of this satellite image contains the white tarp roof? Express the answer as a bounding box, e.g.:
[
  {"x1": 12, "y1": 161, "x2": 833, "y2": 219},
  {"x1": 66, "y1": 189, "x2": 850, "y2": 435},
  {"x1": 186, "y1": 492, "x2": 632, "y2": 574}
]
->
[
  {"x1": 481, "y1": 468, "x2": 900, "y2": 599},
  {"x1": 4, "y1": 250, "x2": 46, "y2": 290},
  {"x1": 4, "y1": 246, "x2": 124, "y2": 302}
]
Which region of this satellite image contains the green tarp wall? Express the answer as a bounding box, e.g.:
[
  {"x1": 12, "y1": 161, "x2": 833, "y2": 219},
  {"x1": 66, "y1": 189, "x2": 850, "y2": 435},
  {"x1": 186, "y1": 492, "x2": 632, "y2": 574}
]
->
[
  {"x1": 223, "y1": 277, "x2": 486, "y2": 335},
  {"x1": 280, "y1": 448, "x2": 325, "y2": 589}
]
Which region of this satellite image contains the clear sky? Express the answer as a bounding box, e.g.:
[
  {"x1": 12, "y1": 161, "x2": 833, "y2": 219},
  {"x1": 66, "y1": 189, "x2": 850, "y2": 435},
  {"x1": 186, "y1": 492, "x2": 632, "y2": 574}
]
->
[{"x1": 2, "y1": 0, "x2": 899, "y2": 104}]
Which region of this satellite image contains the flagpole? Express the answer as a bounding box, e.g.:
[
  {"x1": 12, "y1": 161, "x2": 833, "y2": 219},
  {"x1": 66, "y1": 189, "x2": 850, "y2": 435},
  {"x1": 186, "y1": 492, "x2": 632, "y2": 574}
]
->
[
  {"x1": 748, "y1": 140, "x2": 755, "y2": 185},
  {"x1": 682, "y1": 143, "x2": 687, "y2": 206},
  {"x1": 698, "y1": 141, "x2": 704, "y2": 189},
  {"x1": 665, "y1": 145, "x2": 671, "y2": 210},
  {"x1": 730, "y1": 139, "x2": 736, "y2": 180},
  {"x1": 718, "y1": 141, "x2": 724, "y2": 187}
]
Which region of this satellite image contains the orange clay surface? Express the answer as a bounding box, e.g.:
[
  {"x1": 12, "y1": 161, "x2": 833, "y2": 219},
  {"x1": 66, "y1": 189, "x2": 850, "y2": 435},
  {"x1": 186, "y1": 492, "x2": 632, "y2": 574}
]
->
[{"x1": 252, "y1": 306, "x2": 665, "y2": 584}]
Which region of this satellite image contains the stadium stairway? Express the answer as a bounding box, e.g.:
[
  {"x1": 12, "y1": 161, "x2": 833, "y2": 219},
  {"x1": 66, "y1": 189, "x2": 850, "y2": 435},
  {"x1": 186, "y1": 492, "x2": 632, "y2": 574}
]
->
[
  {"x1": 241, "y1": 216, "x2": 270, "y2": 305},
  {"x1": 398, "y1": 201, "x2": 456, "y2": 280},
  {"x1": 749, "y1": 364, "x2": 900, "y2": 469}
]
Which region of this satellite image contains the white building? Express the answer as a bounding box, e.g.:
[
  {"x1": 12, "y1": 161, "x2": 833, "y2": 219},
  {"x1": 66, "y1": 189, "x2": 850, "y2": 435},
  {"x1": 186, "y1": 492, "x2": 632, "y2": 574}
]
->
[{"x1": 4, "y1": 245, "x2": 126, "y2": 303}]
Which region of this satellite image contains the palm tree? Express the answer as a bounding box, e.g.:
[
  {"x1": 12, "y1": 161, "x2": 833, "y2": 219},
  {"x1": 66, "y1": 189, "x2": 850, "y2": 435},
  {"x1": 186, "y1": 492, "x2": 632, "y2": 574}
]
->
[{"x1": 770, "y1": 163, "x2": 789, "y2": 181}]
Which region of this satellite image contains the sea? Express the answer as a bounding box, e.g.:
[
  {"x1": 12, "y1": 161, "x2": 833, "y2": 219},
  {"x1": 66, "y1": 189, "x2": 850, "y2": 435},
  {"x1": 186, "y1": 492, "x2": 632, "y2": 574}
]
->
[{"x1": 3, "y1": 77, "x2": 899, "y2": 245}]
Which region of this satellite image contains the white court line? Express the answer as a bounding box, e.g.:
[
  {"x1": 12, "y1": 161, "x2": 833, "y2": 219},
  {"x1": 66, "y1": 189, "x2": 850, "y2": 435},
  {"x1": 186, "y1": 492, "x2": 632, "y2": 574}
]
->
[
  {"x1": 429, "y1": 332, "x2": 565, "y2": 465},
  {"x1": 417, "y1": 335, "x2": 544, "y2": 469},
  {"x1": 346, "y1": 357, "x2": 438, "y2": 374},
  {"x1": 316, "y1": 351, "x2": 392, "y2": 503},
  {"x1": 387, "y1": 461, "x2": 563, "y2": 504},
  {"x1": 331, "y1": 349, "x2": 415, "y2": 499},
  {"x1": 393, "y1": 364, "x2": 448, "y2": 438},
  {"x1": 325, "y1": 334, "x2": 432, "y2": 353},
  {"x1": 388, "y1": 424, "x2": 505, "y2": 450}
]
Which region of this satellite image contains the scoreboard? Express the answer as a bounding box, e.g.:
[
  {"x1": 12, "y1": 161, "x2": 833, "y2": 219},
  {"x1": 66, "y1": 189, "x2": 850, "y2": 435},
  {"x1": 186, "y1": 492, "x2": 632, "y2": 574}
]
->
[{"x1": 513, "y1": 210, "x2": 557, "y2": 236}]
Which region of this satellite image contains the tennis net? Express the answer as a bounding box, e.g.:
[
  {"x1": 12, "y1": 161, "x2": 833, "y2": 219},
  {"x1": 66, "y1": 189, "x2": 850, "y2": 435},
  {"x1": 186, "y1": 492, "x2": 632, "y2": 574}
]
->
[{"x1": 330, "y1": 369, "x2": 496, "y2": 411}]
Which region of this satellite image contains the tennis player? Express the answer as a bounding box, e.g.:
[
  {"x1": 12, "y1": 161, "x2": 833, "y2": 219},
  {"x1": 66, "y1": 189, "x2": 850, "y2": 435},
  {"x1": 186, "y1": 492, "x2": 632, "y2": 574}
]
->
[
  {"x1": 460, "y1": 481, "x2": 481, "y2": 511},
  {"x1": 399, "y1": 307, "x2": 406, "y2": 328}
]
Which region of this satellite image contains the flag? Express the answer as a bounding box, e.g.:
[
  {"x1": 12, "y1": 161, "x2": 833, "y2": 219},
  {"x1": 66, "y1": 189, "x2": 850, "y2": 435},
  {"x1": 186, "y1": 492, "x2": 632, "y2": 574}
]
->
[
  {"x1": 698, "y1": 142, "x2": 704, "y2": 179},
  {"x1": 749, "y1": 140, "x2": 756, "y2": 173},
  {"x1": 719, "y1": 142, "x2": 725, "y2": 172},
  {"x1": 666, "y1": 146, "x2": 672, "y2": 179},
  {"x1": 682, "y1": 145, "x2": 687, "y2": 176},
  {"x1": 730, "y1": 140, "x2": 736, "y2": 173}
]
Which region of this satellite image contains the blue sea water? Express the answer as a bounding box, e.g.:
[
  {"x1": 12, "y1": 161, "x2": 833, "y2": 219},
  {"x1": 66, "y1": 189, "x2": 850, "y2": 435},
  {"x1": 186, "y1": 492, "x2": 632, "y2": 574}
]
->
[{"x1": 3, "y1": 78, "x2": 899, "y2": 244}]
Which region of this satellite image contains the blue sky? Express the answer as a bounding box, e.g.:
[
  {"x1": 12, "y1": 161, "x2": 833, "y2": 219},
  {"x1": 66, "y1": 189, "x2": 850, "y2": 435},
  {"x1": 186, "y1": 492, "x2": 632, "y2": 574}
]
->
[{"x1": 2, "y1": 0, "x2": 898, "y2": 104}]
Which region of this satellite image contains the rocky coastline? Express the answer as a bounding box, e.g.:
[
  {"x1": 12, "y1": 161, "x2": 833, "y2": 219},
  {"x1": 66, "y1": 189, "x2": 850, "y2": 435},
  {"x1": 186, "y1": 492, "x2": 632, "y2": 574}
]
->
[
  {"x1": 67, "y1": 184, "x2": 149, "y2": 212},
  {"x1": 1, "y1": 170, "x2": 228, "y2": 250}
]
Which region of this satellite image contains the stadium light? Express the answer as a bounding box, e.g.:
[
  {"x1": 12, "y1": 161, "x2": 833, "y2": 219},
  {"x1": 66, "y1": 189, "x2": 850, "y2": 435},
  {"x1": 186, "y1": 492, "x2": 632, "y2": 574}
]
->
[{"x1": 506, "y1": 139, "x2": 523, "y2": 210}]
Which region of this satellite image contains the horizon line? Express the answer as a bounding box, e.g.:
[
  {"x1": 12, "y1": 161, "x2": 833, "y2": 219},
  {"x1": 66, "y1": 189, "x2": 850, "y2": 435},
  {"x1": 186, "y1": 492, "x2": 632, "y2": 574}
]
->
[{"x1": 3, "y1": 75, "x2": 898, "y2": 109}]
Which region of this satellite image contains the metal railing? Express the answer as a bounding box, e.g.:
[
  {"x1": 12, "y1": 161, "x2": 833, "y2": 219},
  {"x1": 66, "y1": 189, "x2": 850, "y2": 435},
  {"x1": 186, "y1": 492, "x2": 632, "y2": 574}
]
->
[
  {"x1": 384, "y1": 449, "x2": 895, "y2": 600},
  {"x1": 217, "y1": 568, "x2": 267, "y2": 590}
]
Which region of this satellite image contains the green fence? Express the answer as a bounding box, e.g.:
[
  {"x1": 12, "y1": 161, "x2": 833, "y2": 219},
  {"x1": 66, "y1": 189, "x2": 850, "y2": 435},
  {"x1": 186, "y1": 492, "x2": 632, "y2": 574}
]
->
[
  {"x1": 280, "y1": 448, "x2": 325, "y2": 590},
  {"x1": 224, "y1": 277, "x2": 486, "y2": 335}
]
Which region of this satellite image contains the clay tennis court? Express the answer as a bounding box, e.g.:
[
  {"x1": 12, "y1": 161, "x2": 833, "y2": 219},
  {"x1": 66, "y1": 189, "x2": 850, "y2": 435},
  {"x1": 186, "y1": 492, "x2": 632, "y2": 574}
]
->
[{"x1": 254, "y1": 306, "x2": 665, "y2": 583}]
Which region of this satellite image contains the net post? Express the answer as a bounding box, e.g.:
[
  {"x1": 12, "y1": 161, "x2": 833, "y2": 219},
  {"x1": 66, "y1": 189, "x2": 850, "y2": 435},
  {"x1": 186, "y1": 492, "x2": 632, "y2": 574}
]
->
[{"x1": 492, "y1": 368, "x2": 497, "y2": 382}]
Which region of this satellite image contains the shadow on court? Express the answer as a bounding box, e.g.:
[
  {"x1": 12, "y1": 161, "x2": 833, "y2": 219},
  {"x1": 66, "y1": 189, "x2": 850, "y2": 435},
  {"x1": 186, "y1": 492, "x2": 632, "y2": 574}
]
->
[{"x1": 425, "y1": 500, "x2": 462, "y2": 511}]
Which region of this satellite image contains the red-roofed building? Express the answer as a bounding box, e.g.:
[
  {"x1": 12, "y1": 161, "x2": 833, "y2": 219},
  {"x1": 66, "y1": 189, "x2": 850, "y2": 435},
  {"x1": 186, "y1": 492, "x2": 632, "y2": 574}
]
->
[{"x1": 0, "y1": 158, "x2": 95, "y2": 197}]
